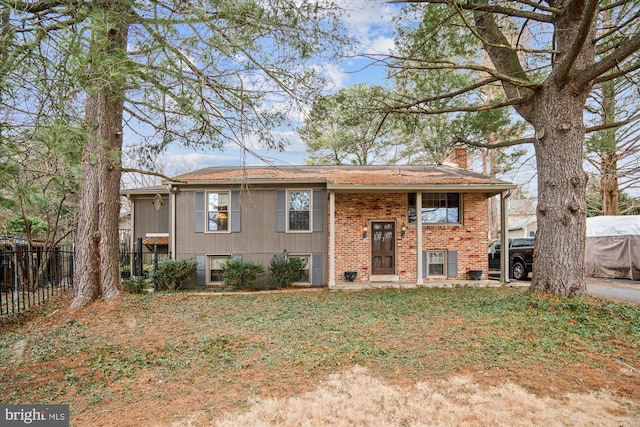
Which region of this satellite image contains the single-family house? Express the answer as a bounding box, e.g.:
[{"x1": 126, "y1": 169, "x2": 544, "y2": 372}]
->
[
  {"x1": 506, "y1": 199, "x2": 537, "y2": 238},
  {"x1": 122, "y1": 163, "x2": 515, "y2": 288}
]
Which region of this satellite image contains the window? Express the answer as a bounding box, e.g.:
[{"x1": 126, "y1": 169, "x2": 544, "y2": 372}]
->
[
  {"x1": 512, "y1": 238, "x2": 534, "y2": 248},
  {"x1": 288, "y1": 190, "x2": 311, "y2": 231},
  {"x1": 289, "y1": 254, "x2": 310, "y2": 283},
  {"x1": 426, "y1": 251, "x2": 446, "y2": 276},
  {"x1": 408, "y1": 193, "x2": 461, "y2": 224},
  {"x1": 207, "y1": 191, "x2": 229, "y2": 232},
  {"x1": 208, "y1": 255, "x2": 228, "y2": 282}
]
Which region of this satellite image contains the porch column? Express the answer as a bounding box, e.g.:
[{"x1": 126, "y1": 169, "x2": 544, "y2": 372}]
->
[
  {"x1": 329, "y1": 191, "x2": 336, "y2": 287},
  {"x1": 416, "y1": 192, "x2": 423, "y2": 284},
  {"x1": 169, "y1": 185, "x2": 176, "y2": 259},
  {"x1": 128, "y1": 196, "x2": 135, "y2": 271},
  {"x1": 500, "y1": 190, "x2": 511, "y2": 283}
]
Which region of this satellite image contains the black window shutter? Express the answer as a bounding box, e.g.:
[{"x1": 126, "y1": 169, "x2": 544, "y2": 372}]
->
[
  {"x1": 231, "y1": 191, "x2": 241, "y2": 233},
  {"x1": 312, "y1": 189, "x2": 324, "y2": 232},
  {"x1": 195, "y1": 254, "x2": 206, "y2": 286},
  {"x1": 195, "y1": 191, "x2": 205, "y2": 233},
  {"x1": 312, "y1": 253, "x2": 323, "y2": 286},
  {"x1": 447, "y1": 250, "x2": 458, "y2": 277},
  {"x1": 422, "y1": 251, "x2": 427, "y2": 278},
  {"x1": 276, "y1": 190, "x2": 286, "y2": 232}
]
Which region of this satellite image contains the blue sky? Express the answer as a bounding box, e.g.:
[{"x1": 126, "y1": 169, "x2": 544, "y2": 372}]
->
[
  {"x1": 138, "y1": 1, "x2": 402, "y2": 176},
  {"x1": 121, "y1": 1, "x2": 538, "y2": 196}
]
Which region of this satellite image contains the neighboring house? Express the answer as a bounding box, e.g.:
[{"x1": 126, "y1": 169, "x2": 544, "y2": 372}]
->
[
  {"x1": 508, "y1": 216, "x2": 537, "y2": 239},
  {"x1": 507, "y1": 199, "x2": 537, "y2": 238},
  {"x1": 122, "y1": 164, "x2": 515, "y2": 288}
]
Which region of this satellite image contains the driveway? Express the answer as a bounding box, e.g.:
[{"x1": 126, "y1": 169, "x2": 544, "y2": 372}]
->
[
  {"x1": 507, "y1": 275, "x2": 640, "y2": 305},
  {"x1": 585, "y1": 276, "x2": 640, "y2": 305}
]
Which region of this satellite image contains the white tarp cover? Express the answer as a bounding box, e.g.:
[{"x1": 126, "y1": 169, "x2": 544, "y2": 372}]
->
[{"x1": 585, "y1": 216, "x2": 640, "y2": 279}]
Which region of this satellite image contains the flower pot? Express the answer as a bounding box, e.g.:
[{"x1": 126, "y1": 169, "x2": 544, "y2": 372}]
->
[
  {"x1": 469, "y1": 270, "x2": 482, "y2": 280},
  {"x1": 344, "y1": 271, "x2": 357, "y2": 282}
]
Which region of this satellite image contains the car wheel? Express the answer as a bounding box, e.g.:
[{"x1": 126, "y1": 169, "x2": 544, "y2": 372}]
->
[{"x1": 511, "y1": 261, "x2": 527, "y2": 280}]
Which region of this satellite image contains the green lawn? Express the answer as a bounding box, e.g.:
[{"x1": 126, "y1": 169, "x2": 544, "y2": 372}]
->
[{"x1": 1, "y1": 287, "x2": 638, "y2": 425}]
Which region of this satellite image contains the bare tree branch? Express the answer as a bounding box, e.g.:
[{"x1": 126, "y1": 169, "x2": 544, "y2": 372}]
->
[
  {"x1": 389, "y1": 0, "x2": 555, "y2": 22},
  {"x1": 553, "y1": 0, "x2": 599, "y2": 85},
  {"x1": 382, "y1": 94, "x2": 531, "y2": 115},
  {"x1": 574, "y1": 31, "x2": 640, "y2": 87},
  {"x1": 471, "y1": 0, "x2": 534, "y2": 120},
  {"x1": 384, "y1": 55, "x2": 541, "y2": 89},
  {"x1": 120, "y1": 168, "x2": 185, "y2": 183},
  {"x1": 456, "y1": 135, "x2": 534, "y2": 149},
  {"x1": 595, "y1": 60, "x2": 640, "y2": 83},
  {"x1": 585, "y1": 118, "x2": 638, "y2": 134}
]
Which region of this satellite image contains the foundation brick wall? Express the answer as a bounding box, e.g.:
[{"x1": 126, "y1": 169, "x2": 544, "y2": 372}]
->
[{"x1": 332, "y1": 192, "x2": 489, "y2": 282}]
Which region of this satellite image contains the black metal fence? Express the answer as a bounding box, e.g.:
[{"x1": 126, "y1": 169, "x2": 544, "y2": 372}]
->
[
  {"x1": 120, "y1": 238, "x2": 170, "y2": 279},
  {"x1": 0, "y1": 236, "x2": 170, "y2": 316},
  {"x1": 0, "y1": 246, "x2": 74, "y2": 316}
]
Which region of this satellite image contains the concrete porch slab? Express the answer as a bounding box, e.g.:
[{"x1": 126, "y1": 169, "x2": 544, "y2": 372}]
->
[{"x1": 330, "y1": 279, "x2": 507, "y2": 291}]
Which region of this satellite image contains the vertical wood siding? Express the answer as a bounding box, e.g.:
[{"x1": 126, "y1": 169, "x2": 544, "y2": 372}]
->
[{"x1": 175, "y1": 187, "x2": 327, "y2": 285}]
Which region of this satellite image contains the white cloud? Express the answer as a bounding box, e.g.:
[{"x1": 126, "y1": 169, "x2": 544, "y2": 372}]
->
[
  {"x1": 127, "y1": 2, "x2": 403, "y2": 173},
  {"x1": 321, "y1": 63, "x2": 349, "y2": 91},
  {"x1": 336, "y1": 0, "x2": 399, "y2": 55}
]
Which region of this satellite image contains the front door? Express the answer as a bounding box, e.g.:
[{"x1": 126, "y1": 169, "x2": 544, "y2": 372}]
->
[{"x1": 371, "y1": 221, "x2": 395, "y2": 275}]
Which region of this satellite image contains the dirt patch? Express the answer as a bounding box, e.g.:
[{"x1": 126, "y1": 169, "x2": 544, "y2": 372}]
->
[{"x1": 204, "y1": 366, "x2": 640, "y2": 427}]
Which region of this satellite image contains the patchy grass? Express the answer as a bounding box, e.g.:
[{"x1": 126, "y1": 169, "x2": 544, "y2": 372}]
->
[{"x1": 0, "y1": 288, "x2": 638, "y2": 426}]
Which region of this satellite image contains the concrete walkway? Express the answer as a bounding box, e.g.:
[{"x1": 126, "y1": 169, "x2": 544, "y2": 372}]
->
[{"x1": 329, "y1": 279, "x2": 508, "y2": 291}]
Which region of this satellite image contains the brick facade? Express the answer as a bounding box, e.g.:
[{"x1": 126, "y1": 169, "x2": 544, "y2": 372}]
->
[{"x1": 332, "y1": 192, "x2": 489, "y2": 282}]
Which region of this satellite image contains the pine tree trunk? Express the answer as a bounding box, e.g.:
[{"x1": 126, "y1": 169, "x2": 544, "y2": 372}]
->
[
  {"x1": 99, "y1": 91, "x2": 125, "y2": 302},
  {"x1": 529, "y1": 83, "x2": 589, "y2": 296},
  {"x1": 600, "y1": 80, "x2": 620, "y2": 216},
  {"x1": 71, "y1": 0, "x2": 128, "y2": 308},
  {"x1": 527, "y1": 5, "x2": 596, "y2": 296},
  {"x1": 70, "y1": 116, "x2": 101, "y2": 309}
]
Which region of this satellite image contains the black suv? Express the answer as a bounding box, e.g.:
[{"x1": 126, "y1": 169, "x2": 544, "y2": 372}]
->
[{"x1": 488, "y1": 237, "x2": 535, "y2": 280}]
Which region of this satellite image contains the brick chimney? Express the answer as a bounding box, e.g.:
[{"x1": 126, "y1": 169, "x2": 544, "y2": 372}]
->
[{"x1": 443, "y1": 146, "x2": 468, "y2": 169}]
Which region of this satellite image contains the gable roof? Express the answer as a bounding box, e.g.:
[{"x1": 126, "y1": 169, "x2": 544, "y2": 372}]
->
[{"x1": 170, "y1": 165, "x2": 515, "y2": 195}]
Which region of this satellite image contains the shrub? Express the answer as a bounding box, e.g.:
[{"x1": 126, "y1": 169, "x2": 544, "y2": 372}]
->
[
  {"x1": 222, "y1": 259, "x2": 265, "y2": 290},
  {"x1": 269, "y1": 252, "x2": 303, "y2": 288},
  {"x1": 121, "y1": 276, "x2": 148, "y2": 294},
  {"x1": 120, "y1": 264, "x2": 131, "y2": 279},
  {"x1": 153, "y1": 259, "x2": 198, "y2": 291},
  {"x1": 142, "y1": 264, "x2": 154, "y2": 278}
]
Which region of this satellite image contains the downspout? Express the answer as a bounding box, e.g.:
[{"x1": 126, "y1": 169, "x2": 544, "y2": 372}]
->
[
  {"x1": 128, "y1": 195, "x2": 134, "y2": 273},
  {"x1": 168, "y1": 185, "x2": 176, "y2": 259},
  {"x1": 500, "y1": 190, "x2": 511, "y2": 284},
  {"x1": 416, "y1": 192, "x2": 423, "y2": 284},
  {"x1": 329, "y1": 191, "x2": 336, "y2": 288}
]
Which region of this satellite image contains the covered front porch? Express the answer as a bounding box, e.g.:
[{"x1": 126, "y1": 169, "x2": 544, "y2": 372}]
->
[{"x1": 326, "y1": 187, "x2": 515, "y2": 288}]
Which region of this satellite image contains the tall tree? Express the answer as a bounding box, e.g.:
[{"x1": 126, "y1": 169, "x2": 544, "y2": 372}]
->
[
  {"x1": 389, "y1": 0, "x2": 640, "y2": 296},
  {"x1": 0, "y1": 0, "x2": 82, "y2": 243},
  {"x1": 300, "y1": 83, "x2": 399, "y2": 165},
  {"x1": 71, "y1": 0, "x2": 132, "y2": 308},
  {"x1": 1, "y1": 0, "x2": 349, "y2": 307},
  {"x1": 585, "y1": 76, "x2": 640, "y2": 215}
]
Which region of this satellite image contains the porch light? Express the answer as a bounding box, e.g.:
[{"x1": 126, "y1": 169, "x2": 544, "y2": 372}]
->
[
  {"x1": 362, "y1": 223, "x2": 368, "y2": 238},
  {"x1": 400, "y1": 222, "x2": 407, "y2": 238}
]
